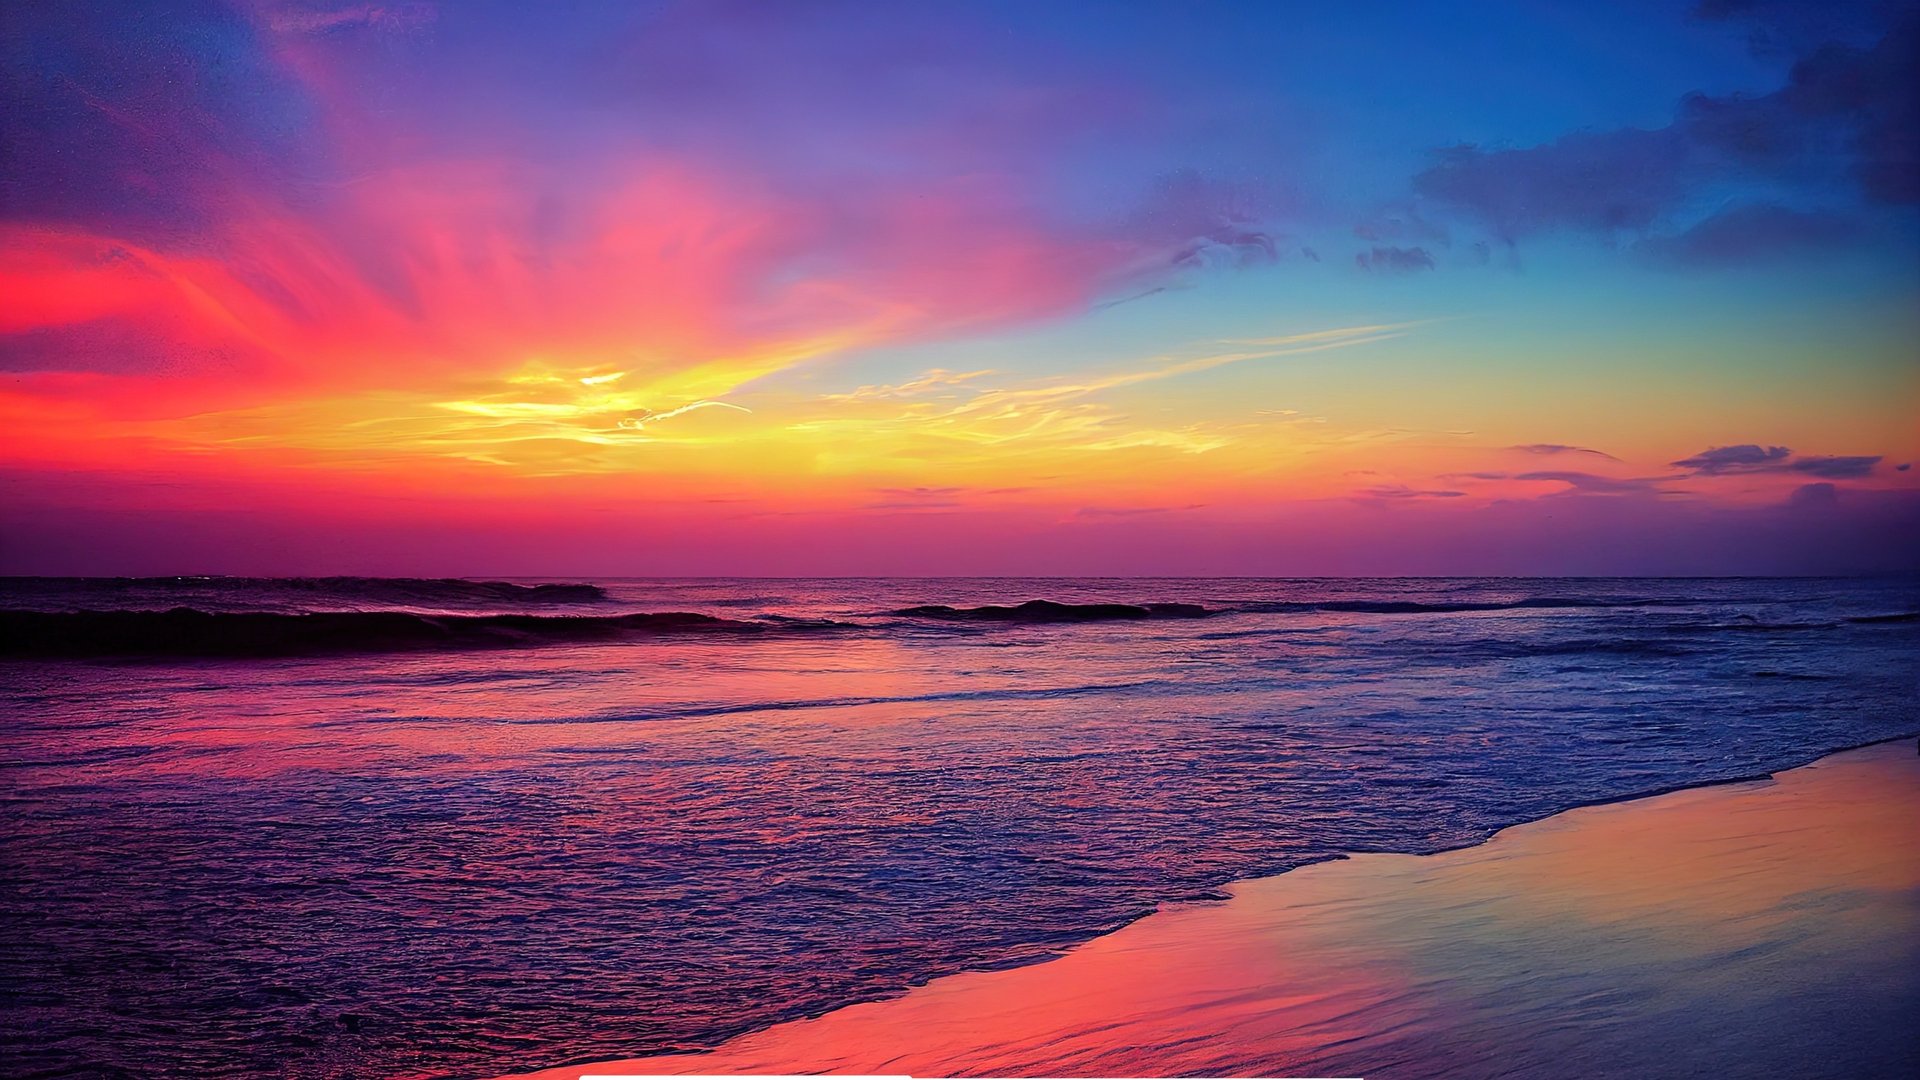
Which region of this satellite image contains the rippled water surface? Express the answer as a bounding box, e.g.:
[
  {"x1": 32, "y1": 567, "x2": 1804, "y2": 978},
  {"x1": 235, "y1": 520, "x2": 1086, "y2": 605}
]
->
[{"x1": 3, "y1": 577, "x2": 1917, "y2": 1079}]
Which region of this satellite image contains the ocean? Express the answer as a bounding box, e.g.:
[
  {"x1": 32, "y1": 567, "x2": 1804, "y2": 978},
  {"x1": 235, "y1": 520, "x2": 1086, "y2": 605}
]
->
[{"x1": 2, "y1": 576, "x2": 1917, "y2": 1079}]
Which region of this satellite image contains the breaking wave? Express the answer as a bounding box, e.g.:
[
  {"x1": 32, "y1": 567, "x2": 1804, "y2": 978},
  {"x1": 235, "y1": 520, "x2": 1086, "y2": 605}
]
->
[
  {"x1": 893, "y1": 600, "x2": 1215, "y2": 622},
  {"x1": 0, "y1": 608, "x2": 843, "y2": 659},
  {"x1": 1, "y1": 576, "x2": 610, "y2": 608},
  {"x1": 1849, "y1": 610, "x2": 1920, "y2": 624}
]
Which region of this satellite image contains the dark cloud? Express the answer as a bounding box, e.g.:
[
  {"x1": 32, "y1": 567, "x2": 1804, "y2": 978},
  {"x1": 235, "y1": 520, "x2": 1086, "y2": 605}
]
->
[
  {"x1": 1636, "y1": 203, "x2": 1865, "y2": 266},
  {"x1": 1899, "y1": 462, "x2": 1914, "y2": 471},
  {"x1": 1692, "y1": 1, "x2": 1906, "y2": 60},
  {"x1": 1412, "y1": 9, "x2": 1918, "y2": 246},
  {"x1": 1671, "y1": 444, "x2": 1881, "y2": 478},
  {"x1": 1688, "y1": 16, "x2": 1918, "y2": 205},
  {"x1": 1354, "y1": 246, "x2": 1435, "y2": 274},
  {"x1": 1789, "y1": 454, "x2": 1883, "y2": 478},
  {"x1": 1510, "y1": 443, "x2": 1621, "y2": 462},
  {"x1": 1672, "y1": 444, "x2": 1793, "y2": 473}
]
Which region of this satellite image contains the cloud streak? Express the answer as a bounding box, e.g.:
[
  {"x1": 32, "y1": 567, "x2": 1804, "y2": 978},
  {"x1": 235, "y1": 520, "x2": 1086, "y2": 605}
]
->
[
  {"x1": 1672, "y1": 444, "x2": 1881, "y2": 478},
  {"x1": 794, "y1": 323, "x2": 1411, "y2": 459},
  {"x1": 1510, "y1": 443, "x2": 1622, "y2": 462},
  {"x1": 1513, "y1": 471, "x2": 1683, "y2": 496}
]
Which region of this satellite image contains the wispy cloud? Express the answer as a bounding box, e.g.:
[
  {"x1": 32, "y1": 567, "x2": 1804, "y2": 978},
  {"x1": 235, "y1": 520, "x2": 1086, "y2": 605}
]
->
[
  {"x1": 1510, "y1": 442, "x2": 1621, "y2": 462},
  {"x1": 616, "y1": 400, "x2": 752, "y2": 431},
  {"x1": 1357, "y1": 484, "x2": 1466, "y2": 500},
  {"x1": 821, "y1": 369, "x2": 995, "y2": 403},
  {"x1": 265, "y1": 3, "x2": 437, "y2": 36},
  {"x1": 1074, "y1": 503, "x2": 1207, "y2": 518},
  {"x1": 1513, "y1": 470, "x2": 1684, "y2": 496},
  {"x1": 1451, "y1": 466, "x2": 1681, "y2": 491},
  {"x1": 800, "y1": 322, "x2": 1411, "y2": 457},
  {"x1": 983, "y1": 323, "x2": 1410, "y2": 404}
]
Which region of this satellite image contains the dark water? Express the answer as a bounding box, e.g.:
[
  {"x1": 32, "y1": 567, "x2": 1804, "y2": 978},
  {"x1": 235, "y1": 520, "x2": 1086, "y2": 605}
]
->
[{"x1": 2, "y1": 577, "x2": 1917, "y2": 1079}]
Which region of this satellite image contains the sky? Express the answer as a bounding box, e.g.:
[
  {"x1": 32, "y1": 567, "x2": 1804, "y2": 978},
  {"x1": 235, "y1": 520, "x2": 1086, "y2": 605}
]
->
[{"x1": 2, "y1": 0, "x2": 1917, "y2": 576}]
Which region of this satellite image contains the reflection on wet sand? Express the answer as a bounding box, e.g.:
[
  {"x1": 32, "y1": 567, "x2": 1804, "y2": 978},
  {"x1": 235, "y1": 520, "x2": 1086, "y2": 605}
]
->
[{"x1": 503, "y1": 739, "x2": 1920, "y2": 1080}]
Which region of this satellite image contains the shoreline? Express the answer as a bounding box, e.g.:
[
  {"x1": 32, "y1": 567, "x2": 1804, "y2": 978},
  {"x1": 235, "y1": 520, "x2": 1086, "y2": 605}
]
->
[{"x1": 492, "y1": 734, "x2": 1920, "y2": 1079}]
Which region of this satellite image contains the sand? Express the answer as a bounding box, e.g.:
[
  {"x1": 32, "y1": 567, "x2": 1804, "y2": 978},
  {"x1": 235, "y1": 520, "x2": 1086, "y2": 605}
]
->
[{"x1": 497, "y1": 738, "x2": 1920, "y2": 1079}]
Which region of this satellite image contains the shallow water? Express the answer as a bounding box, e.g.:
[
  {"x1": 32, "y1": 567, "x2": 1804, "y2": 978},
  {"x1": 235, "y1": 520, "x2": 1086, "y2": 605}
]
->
[
  {"x1": 524, "y1": 740, "x2": 1918, "y2": 1080},
  {"x1": 2, "y1": 577, "x2": 1917, "y2": 1078}
]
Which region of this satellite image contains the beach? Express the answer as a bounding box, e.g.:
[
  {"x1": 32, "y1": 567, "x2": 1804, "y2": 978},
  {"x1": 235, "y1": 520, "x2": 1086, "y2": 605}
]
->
[{"x1": 500, "y1": 737, "x2": 1920, "y2": 1080}]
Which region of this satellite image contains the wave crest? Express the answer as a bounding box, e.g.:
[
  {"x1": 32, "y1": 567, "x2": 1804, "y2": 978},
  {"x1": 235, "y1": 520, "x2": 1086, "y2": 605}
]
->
[
  {"x1": 1234, "y1": 597, "x2": 1675, "y2": 615},
  {"x1": 894, "y1": 600, "x2": 1215, "y2": 623},
  {"x1": 0, "y1": 608, "x2": 835, "y2": 659},
  {"x1": 0, "y1": 576, "x2": 609, "y2": 607}
]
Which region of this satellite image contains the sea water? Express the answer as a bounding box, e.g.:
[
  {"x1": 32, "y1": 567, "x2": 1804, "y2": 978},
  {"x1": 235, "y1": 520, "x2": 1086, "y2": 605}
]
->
[{"x1": 2, "y1": 576, "x2": 1916, "y2": 1078}]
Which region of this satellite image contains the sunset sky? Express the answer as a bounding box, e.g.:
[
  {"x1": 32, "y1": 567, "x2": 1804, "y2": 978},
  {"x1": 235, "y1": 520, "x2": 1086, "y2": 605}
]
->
[{"x1": 3, "y1": 0, "x2": 1916, "y2": 575}]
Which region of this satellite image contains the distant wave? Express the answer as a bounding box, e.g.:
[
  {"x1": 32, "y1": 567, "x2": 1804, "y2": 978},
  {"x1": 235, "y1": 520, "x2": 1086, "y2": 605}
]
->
[
  {"x1": 1666, "y1": 618, "x2": 1838, "y2": 633},
  {"x1": 894, "y1": 600, "x2": 1215, "y2": 622},
  {"x1": 0, "y1": 608, "x2": 843, "y2": 659},
  {"x1": 1232, "y1": 597, "x2": 1684, "y2": 615},
  {"x1": 891, "y1": 594, "x2": 1703, "y2": 623},
  {"x1": 1667, "y1": 611, "x2": 1920, "y2": 633},
  {"x1": 0, "y1": 576, "x2": 610, "y2": 606}
]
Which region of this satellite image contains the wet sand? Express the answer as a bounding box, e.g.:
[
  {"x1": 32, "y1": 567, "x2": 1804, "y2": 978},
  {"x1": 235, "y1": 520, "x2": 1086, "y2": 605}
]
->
[{"x1": 499, "y1": 739, "x2": 1920, "y2": 1079}]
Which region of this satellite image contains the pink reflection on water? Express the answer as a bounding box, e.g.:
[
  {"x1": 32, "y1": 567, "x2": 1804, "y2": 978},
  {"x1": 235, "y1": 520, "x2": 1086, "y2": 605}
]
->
[{"x1": 500, "y1": 741, "x2": 1920, "y2": 1080}]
